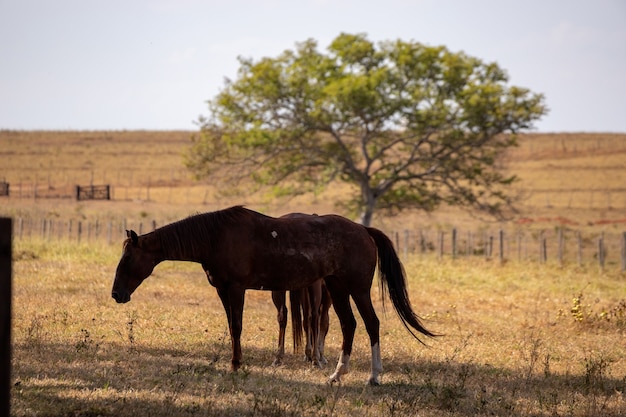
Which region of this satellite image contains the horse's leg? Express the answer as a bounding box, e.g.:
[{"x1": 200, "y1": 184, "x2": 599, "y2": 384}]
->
[
  {"x1": 271, "y1": 290, "x2": 287, "y2": 366},
  {"x1": 307, "y1": 282, "x2": 323, "y2": 368},
  {"x1": 324, "y1": 279, "x2": 356, "y2": 384},
  {"x1": 300, "y1": 288, "x2": 312, "y2": 362},
  {"x1": 217, "y1": 285, "x2": 246, "y2": 371},
  {"x1": 318, "y1": 284, "x2": 332, "y2": 365},
  {"x1": 352, "y1": 291, "x2": 383, "y2": 385},
  {"x1": 215, "y1": 286, "x2": 232, "y2": 333}
]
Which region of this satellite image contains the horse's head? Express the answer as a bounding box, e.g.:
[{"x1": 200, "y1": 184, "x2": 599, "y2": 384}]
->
[{"x1": 112, "y1": 230, "x2": 158, "y2": 303}]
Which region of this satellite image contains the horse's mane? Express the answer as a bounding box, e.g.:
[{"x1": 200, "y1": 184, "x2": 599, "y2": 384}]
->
[{"x1": 154, "y1": 205, "x2": 251, "y2": 259}]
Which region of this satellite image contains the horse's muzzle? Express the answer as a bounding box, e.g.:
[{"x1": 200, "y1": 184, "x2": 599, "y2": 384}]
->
[{"x1": 112, "y1": 291, "x2": 130, "y2": 304}]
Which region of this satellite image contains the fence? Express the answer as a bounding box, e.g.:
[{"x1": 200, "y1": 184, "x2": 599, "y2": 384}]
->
[
  {"x1": 11, "y1": 217, "x2": 159, "y2": 245},
  {"x1": 389, "y1": 227, "x2": 626, "y2": 271},
  {"x1": 10, "y1": 216, "x2": 626, "y2": 271}
]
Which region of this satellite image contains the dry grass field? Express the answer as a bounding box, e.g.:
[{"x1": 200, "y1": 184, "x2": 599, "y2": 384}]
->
[{"x1": 2, "y1": 130, "x2": 626, "y2": 416}]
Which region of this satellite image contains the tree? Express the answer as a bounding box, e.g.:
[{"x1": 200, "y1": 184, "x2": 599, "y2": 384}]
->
[{"x1": 185, "y1": 33, "x2": 547, "y2": 226}]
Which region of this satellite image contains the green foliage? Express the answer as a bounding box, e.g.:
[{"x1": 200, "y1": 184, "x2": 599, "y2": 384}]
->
[{"x1": 185, "y1": 32, "x2": 547, "y2": 224}]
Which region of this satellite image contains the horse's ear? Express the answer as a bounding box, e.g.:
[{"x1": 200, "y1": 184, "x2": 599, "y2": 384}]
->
[{"x1": 126, "y1": 230, "x2": 139, "y2": 245}]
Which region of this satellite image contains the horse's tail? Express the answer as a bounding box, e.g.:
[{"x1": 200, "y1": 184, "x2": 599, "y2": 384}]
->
[
  {"x1": 289, "y1": 289, "x2": 304, "y2": 353},
  {"x1": 366, "y1": 226, "x2": 438, "y2": 343}
]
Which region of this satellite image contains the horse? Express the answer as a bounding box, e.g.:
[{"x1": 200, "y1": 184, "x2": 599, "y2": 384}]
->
[
  {"x1": 112, "y1": 206, "x2": 435, "y2": 385},
  {"x1": 271, "y1": 279, "x2": 332, "y2": 367},
  {"x1": 271, "y1": 213, "x2": 333, "y2": 368}
]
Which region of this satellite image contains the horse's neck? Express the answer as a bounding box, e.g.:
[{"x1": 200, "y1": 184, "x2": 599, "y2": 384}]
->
[
  {"x1": 138, "y1": 232, "x2": 168, "y2": 262},
  {"x1": 153, "y1": 226, "x2": 204, "y2": 263}
]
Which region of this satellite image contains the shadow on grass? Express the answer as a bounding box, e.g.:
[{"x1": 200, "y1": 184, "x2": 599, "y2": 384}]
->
[{"x1": 12, "y1": 338, "x2": 626, "y2": 417}]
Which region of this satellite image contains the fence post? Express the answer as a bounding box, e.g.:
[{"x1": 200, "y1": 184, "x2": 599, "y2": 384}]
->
[
  {"x1": 451, "y1": 228, "x2": 457, "y2": 259},
  {"x1": 499, "y1": 229, "x2": 504, "y2": 265},
  {"x1": 540, "y1": 231, "x2": 547, "y2": 264},
  {"x1": 621, "y1": 232, "x2": 626, "y2": 272},
  {"x1": 598, "y1": 236, "x2": 605, "y2": 271},
  {"x1": 577, "y1": 231, "x2": 582, "y2": 266},
  {"x1": 403, "y1": 230, "x2": 409, "y2": 259},
  {"x1": 438, "y1": 231, "x2": 444, "y2": 259},
  {"x1": 1, "y1": 218, "x2": 12, "y2": 417},
  {"x1": 557, "y1": 228, "x2": 564, "y2": 267}
]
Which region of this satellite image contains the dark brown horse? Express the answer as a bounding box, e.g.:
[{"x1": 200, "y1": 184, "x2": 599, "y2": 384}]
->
[
  {"x1": 112, "y1": 206, "x2": 435, "y2": 385},
  {"x1": 272, "y1": 280, "x2": 332, "y2": 367},
  {"x1": 272, "y1": 213, "x2": 333, "y2": 368}
]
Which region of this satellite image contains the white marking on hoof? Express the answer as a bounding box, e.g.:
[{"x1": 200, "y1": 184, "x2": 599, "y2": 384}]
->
[
  {"x1": 329, "y1": 352, "x2": 350, "y2": 384},
  {"x1": 368, "y1": 342, "x2": 383, "y2": 385}
]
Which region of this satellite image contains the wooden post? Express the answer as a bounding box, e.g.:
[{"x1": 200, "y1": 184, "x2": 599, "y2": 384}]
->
[
  {"x1": 539, "y1": 231, "x2": 547, "y2": 264},
  {"x1": 1, "y1": 218, "x2": 12, "y2": 417},
  {"x1": 598, "y1": 236, "x2": 605, "y2": 271},
  {"x1": 483, "y1": 232, "x2": 489, "y2": 260},
  {"x1": 499, "y1": 229, "x2": 504, "y2": 265},
  {"x1": 438, "y1": 231, "x2": 444, "y2": 259},
  {"x1": 557, "y1": 228, "x2": 564, "y2": 267},
  {"x1": 577, "y1": 231, "x2": 582, "y2": 266},
  {"x1": 621, "y1": 232, "x2": 626, "y2": 272},
  {"x1": 403, "y1": 230, "x2": 409, "y2": 259},
  {"x1": 451, "y1": 228, "x2": 457, "y2": 259}
]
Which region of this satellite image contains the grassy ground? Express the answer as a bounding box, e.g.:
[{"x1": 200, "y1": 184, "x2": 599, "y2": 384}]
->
[
  {"x1": 3, "y1": 130, "x2": 626, "y2": 416},
  {"x1": 10, "y1": 238, "x2": 626, "y2": 417}
]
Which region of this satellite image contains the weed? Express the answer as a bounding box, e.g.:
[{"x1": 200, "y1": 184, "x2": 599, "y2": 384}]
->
[
  {"x1": 25, "y1": 314, "x2": 46, "y2": 350},
  {"x1": 126, "y1": 310, "x2": 138, "y2": 351},
  {"x1": 519, "y1": 333, "x2": 543, "y2": 382},
  {"x1": 75, "y1": 328, "x2": 100, "y2": 355},
  {"x1": 584, "y1": 353, "x2": 611, "y2": 393},
  {"x1": 559, "y1": 291, "x2": 626, "y2": 329}
]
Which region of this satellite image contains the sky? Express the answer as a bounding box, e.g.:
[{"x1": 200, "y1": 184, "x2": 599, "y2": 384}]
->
[{"x1": 1, "y1": 0, "x2": 625, "y2": 133}]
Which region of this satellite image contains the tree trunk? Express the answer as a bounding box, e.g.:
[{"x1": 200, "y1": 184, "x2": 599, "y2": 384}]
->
[
  {"x1": 358, "y1": 186, "x2": 376, "y2": 226},
  {"x1": 359, "y1": 208, "x2": 374, "y2": 226}
]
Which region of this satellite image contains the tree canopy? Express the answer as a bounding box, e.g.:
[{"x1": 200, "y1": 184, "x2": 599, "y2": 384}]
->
[{"x1": 185, "y1": 33, "x2": 547, "y2": 225}]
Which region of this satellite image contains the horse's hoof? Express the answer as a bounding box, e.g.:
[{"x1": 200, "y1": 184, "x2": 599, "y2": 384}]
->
[
  {"x1": 328, "y1": 373, "x2": 341, "y2": 385},
  {"x1": 367, "y1": 377, "x2": 381, "y2": 386}
]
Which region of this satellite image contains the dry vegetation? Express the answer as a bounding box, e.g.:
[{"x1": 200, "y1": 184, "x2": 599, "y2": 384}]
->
[{"x1": 2, "y1": 130, "x2": 626, "y2": 416}]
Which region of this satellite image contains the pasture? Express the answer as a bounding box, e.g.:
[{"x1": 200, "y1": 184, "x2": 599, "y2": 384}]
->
[
  {"x1": 10, "y1": 238, "x2": 626, "y2": 416},
  {"x1": 2, "y1": 130, "x2": 626, "y2": 416}
]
